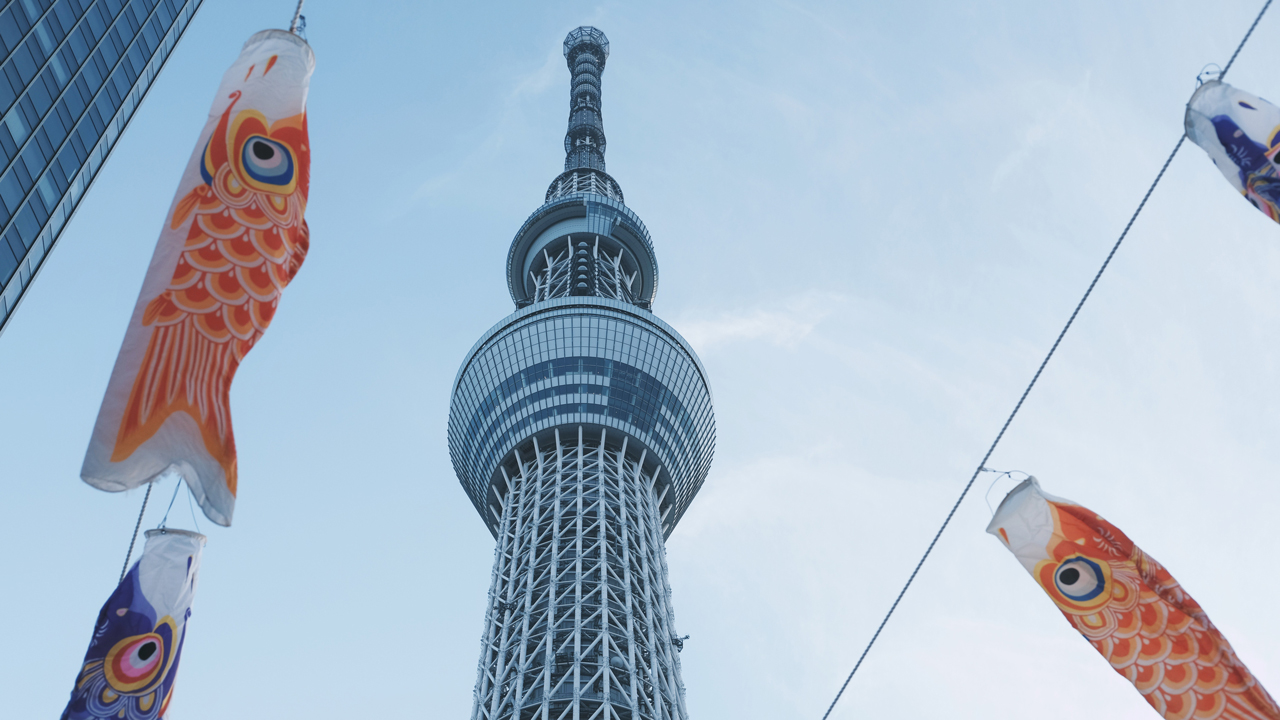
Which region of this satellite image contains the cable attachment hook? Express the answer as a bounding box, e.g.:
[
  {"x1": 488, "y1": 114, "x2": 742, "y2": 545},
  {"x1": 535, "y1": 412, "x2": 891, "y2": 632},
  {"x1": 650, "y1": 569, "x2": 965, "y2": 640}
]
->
[
  {"x1": 981, "y1": 467, "x2": 1031, "y2": 515},
  {"x1": 289, "y1": 0, "x2": 307, "y2": 38},
  {"x1": 1198, "y1": 63, "x2": 1224, "y2": 87}
]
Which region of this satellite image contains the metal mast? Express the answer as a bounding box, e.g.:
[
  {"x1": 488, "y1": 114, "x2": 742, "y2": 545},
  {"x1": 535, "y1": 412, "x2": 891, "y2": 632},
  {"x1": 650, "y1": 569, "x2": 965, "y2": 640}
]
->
[
  {"x1": 448, "y1": 27, "x2": 715, "y2": 720},
  {"x1": 544, "y1": 28, "x2": 625, "y2": 205}
]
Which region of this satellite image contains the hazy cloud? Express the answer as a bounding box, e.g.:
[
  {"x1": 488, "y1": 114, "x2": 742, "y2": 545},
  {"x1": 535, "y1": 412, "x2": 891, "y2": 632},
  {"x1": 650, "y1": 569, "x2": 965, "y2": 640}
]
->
[{"x1": 672, "y1": 291, "x2": 845, "y2": 352}]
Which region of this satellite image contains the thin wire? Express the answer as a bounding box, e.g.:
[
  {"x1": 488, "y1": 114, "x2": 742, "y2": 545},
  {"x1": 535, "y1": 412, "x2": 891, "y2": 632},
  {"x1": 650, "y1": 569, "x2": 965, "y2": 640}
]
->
[
  {"x1": 159, "y1": 475, "x2": 183, "y2": 528},
  {"x1": 119, "y1": 483, "x2": 153, "y2": 584},
  {"x1": 185, "y1": 481, "x2": 202, "y2": 534},
  {"x1": 821, "y1": 2, "x2": 1273, "y2": 713},
  {"x1": 821, "y1": 144, "x2": 1187, "y2": 720},
  {"x1": 982, "y1": 469, "x2": 1029, "y2": 514},
  {"x1": 1221, "y1": 0, "x2": 1272, "y2": 78}
]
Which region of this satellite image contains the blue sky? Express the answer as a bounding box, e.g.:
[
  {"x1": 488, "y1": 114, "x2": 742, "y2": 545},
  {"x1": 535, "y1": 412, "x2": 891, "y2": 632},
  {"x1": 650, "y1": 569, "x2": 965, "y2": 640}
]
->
[{"x1": 3, "y1": 0, "x2": 1280, "y2": 717}]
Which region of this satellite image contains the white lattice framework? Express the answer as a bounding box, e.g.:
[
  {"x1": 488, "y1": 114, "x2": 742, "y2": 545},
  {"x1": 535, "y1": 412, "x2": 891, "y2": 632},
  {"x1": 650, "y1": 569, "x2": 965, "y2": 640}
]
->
[
  {"x1": 545, "y1": 169, "x2": 625, "y2": 202},
  {"x1": 530, "y1": 236, "x2": 638, "y2": 305},
  {"x1": 530, "y1": 242, "x2": 574, "y2": 302},
  {"x1": 592, "y1": 239, "x2": 638, "y2": 304},
  {"x1": 472, "y1": 427, "x2": 689, "y2": 720}
]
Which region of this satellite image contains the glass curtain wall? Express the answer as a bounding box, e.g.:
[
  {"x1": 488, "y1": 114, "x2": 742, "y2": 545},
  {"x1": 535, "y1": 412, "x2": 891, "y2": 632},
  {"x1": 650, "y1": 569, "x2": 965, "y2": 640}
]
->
[{"x1": 0, "y1": 0, "x2": 204, "y2": 333}]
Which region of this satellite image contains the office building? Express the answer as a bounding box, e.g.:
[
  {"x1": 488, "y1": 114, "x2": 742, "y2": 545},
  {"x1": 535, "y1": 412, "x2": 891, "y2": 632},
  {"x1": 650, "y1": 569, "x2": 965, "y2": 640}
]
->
[{"x1": 0, "y1": 0, "x2": 203, "y2": 332}]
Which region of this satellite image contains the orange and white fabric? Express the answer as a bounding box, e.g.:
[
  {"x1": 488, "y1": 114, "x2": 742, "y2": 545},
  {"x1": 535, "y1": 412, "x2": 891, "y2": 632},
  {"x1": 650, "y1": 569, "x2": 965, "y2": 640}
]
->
[
  {"x1": 988, "y1": 478, "x2": 1279, "y2": 720},
  {"x1": 82, "y1": 30, "x2": 315, "y2": 526}
]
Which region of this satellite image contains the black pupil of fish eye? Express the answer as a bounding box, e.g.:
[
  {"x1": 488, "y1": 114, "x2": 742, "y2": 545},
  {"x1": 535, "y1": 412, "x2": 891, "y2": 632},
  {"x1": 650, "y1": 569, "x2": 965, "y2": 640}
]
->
[
  {"x1": 252, "y1": 141, "x2": 274, "y2": 160},
  {"x1": 1059, "y1": 567, "x2": 1081, "y2": 585},
  {"x1": 138, "y1": 641, "x2": 157, "y2": 661}
]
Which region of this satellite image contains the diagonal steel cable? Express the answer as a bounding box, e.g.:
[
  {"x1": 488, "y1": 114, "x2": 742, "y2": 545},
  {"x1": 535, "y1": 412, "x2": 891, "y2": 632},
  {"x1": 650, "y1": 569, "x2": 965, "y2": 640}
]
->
[
  {"x1": 820, "y1": 2, "x2": 1271, "y2": 717},
  {"x1": 119, "y1": 482, "x2": 153, "y2": 583},
  {"x1": 1223, "y1": 0, "x2": 1272, "y2": 76}
]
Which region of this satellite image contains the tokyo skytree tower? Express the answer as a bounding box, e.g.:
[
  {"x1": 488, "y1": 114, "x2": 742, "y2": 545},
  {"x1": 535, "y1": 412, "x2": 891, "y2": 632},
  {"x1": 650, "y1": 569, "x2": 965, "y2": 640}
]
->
[{"x1": 447, "y1": 27, "x2": 716, "y2": 720}]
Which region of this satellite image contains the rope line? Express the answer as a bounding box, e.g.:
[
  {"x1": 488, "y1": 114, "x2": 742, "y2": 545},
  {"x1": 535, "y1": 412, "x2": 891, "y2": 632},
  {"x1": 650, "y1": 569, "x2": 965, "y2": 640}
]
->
[
  {"x1": 820, "y1": 2, "x2": 1271, "y2": 715},
  {"x1": 119, "y1": 482, "x2": 153, "y2": 584},
  {"x1": 289, "y1": 0, "x2": 306, "y2": 34},
  {"x1": 159, "y1": 475, "x2": 183, "y2": 529},
  {"x1": 1222, "y1": 0, "x2": 1272, "y2": 77},
  {"x1": 819, "y1": 138, "x2": 1179, "y2": 718},
  {"x1": 185, "y1": 480, "x2": 202, "y2": 534}
]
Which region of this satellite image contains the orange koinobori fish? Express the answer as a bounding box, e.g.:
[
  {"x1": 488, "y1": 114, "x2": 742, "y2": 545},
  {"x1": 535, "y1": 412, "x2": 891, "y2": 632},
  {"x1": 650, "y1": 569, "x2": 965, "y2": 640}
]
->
[
  {"x1": 81, "y1": 30, "x2": 315, "y2": 526},
  {"x1": 988, "y1": 478, "x2": 1279, "y2": 720}
]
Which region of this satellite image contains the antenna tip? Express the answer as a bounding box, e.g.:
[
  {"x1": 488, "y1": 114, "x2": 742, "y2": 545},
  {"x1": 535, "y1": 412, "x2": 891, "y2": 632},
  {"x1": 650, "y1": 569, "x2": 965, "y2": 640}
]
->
[{"x1": 564, "y1": 26, "x2": 609, "y2": 62}]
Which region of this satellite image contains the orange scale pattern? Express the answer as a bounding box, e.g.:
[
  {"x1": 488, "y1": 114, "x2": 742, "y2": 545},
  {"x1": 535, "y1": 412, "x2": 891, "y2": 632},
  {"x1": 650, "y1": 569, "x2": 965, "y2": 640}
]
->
[
  {"x1": 268, "y1": 259, "x2": 294, "y2": 289},
  {"x1": 184, "y1": 243, "x2": 231, "y2": 274},
  {"x1": 1040, "y1": 502, "x2": 1280, "y2": 720},
  {"x1": 141, "y1": 295, "x2": 185, "y2": 328},
  {"x1": 206, "y1": 269, "x2": 249, "y2": 306},
  {"x1": 216, "y1": 237, "x2": 264, "y2": 268},
  {"x1": 230, "y1": 205, "x2": 274, "y2": 230},
  {"x1": 110, "y1": 102, "x2": 310, "y2": 500},
  {"x1": 1162, "y1": 663, "x2": 1198, "y2": 695},
  {"x1": 168, "y1": 257, "x2": 201, "y2": 291},
  {"x1": 251, "y1": 227, "x2": 289, "y2": 263},
  {"x1": 170, "y1": 284, "x2": 220, "y2": 315},
  {"x1": 223, "y1": 303, "x2": 256, "y2": 341},
  {"x1": 250, "y1": 298, "x2": 277, "y2": 332},
  {"x1": 197, "y1": 211, "x2": 248, "y2": 241},
  {"x1": 1131, "y1": 662, "x2": 1165, "y2": 695},
  {"x1": 193, "y1": 309, "x2": 230, "y2": 343},
  {"x1": 236, "y1": 264, "x2": 277, "y2": 303}
]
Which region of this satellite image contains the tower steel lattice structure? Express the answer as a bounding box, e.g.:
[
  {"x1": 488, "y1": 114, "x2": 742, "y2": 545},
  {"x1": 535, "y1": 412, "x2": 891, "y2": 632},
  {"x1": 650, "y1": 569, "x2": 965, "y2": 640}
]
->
[{"x1": 447, "y1": 27, "x2": 715, "y2": 720}]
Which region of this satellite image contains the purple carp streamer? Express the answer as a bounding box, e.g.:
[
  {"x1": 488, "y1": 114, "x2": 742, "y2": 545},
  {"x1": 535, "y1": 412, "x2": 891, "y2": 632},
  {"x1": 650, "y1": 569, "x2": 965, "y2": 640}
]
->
[
  {"x1": 62, "y1": 530, "x2": 205, "y2": 720},
  {"x1": 1186, "y1": 79, "x2": 1280, "y2": 224}
]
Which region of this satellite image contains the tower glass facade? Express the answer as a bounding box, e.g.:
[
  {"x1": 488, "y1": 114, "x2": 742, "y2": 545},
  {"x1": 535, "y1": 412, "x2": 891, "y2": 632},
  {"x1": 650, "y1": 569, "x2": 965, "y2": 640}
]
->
[
  {"x1": 0, "y1": 0, "x2": 204, "y2": 333},
  {"x1": 448, "y1": 28, "x2": 714, "y2": 720}
]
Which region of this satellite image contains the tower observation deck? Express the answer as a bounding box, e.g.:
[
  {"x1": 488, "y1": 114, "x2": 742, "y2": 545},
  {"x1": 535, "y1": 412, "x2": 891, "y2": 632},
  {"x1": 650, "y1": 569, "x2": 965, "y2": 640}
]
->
[{"x1": 447, "y1": 27, "x2": 715, "y2": 720}]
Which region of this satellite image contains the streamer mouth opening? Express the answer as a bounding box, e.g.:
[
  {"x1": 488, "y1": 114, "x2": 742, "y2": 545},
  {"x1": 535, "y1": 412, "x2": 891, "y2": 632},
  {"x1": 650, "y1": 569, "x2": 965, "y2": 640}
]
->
[{"x1": 145, "y1": 528, "x2": 207, "y2": 543}]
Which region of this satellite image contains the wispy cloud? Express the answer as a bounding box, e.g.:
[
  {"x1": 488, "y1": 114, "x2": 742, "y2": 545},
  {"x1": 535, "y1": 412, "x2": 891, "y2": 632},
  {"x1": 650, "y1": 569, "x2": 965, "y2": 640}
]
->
[
  {"x1": 671, "y1": 291, "x2": 843, "y2": 352},
  {"x1": 410, "y1": 45, "x2": 565, "y2": 205},
  {"x1": 989, "y1": 73, "x2": 1096, "y2": 192}
]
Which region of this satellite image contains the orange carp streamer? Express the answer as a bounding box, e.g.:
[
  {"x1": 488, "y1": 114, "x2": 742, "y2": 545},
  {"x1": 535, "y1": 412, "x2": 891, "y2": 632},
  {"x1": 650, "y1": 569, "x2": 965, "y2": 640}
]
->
[
  {"x1": 988, "y1": 478, "x2": 1279, "y2": 720},
  {"x1": 112, "y1": 101, "x2": 310, "y2": 490},
  {"x1": 82, "y1": 30, "x2": 314, "y2": 526}
]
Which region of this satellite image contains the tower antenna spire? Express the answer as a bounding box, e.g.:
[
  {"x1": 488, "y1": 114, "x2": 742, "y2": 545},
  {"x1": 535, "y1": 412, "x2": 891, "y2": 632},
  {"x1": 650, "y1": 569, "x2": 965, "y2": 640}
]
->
[
  {"x1": 562, "y1": 27, "x2": 609, "y2": 172},
  {"x1": 545, "y1": 27, "x2": 625, "y2": 202}
]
